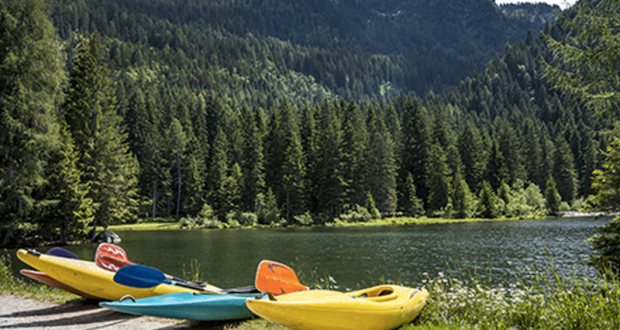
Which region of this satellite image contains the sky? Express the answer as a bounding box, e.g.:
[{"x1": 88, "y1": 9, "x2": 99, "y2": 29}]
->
[{"x1": 495, "y1": 0, "x2": 579, "y2": 10}]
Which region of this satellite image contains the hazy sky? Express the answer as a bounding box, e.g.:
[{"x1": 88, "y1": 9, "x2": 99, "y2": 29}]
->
[{"x1": 495, "y1": 0, "x2": 578, "y2": 10}]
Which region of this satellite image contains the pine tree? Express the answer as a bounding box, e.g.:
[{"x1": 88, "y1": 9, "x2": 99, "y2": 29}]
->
[
  {"x1": 279, "y1": 101, "x2": 305, "y2": 222},
  {"x1": 340, "y1": 101, "x2": 369, "y2": 208},
  {"x1": 452, "y1": 170, "x2": 473, "y2": 219},
  {"x1": 457, "y1": 120, "x2": 486, "y2": 193},
  {"x1": 478, "y1": 181, "x2": 498, "y2": 219},
  {"x1": 62, "y1": 34, "x2": 138, "y2": 237},
  {"x1": 239, "y1": 103, "x2": 265, "y2": 212},
  {"x1": 427, "y1": 143, "x2": 451, "y2": 214},
  {"x1": 0, "y1": 0, "x2": 64, "y2": 230},
  {"x1": 552, "y1": 134, "x2": 577, "y2": 204},
  {"x1": 311, "y1": 101, "x2": 342, "y2": 221},
  {"x1": 399, "y1": 173, "x2": 424, "y2": 217},
  {"x1": 544, "y1": 175, "x2": 561, "y2": 216},
  {"x1": 366, "y1": 107, "x2": 397, "y2": 214},
  {"x1": 168, "y1": 118, "x2": 187, "y2": 218},
  {"x1": 42, "y1": 128, "x2": 92, "y2": 244},
  {"x1": 398, "y1": 98, "x2": 432, "y2": 210}
]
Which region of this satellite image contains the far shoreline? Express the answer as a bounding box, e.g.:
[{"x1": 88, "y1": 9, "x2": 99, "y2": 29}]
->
[{"x1": 106, "y1": 212, "x2": 616, "y2": 232}]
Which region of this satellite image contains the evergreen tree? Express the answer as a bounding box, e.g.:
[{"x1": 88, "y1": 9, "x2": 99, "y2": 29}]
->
[
  {"x1": 0, "y1": 0, "x2": 64, "y2": 230},
  {"x1": 63, "y1": 35, "x2": 138, "y2": 236},
  {"x1": 552, "y1": 134, "x2": 577, "y2": 204},
  {"x1": 497, "y1": 119, "x2": 526, "y2": 185},
  {"x1": 544, "y1": 175, "x2": 561, "y2": 216},
  {"x1": 478, "y1": 181, "x2": 498, "y2": 219},
  {"x1": 239, "y1": 103, "x2": 265, "y2": 212},
  {"x1": 451, "y1": 170, "x2": 473, "y2": 219},
  {"x1": 340, "y1": 101, "x2": 369, "y2": 208},
  {"x1": 279, "y1": 101, "x2": 305, "y2": 222},
  {"x1": 168, "y1": 118, "x2": 187, "y2": 218},
  {"x1": 311, "y1": 101, "x2": 342, "y2": 221},
  {"x1": 398, "y1": 98, "x2": 432, "y2": 209},
  {"x1": 366, "y1": 107, "x2": 397, "y2": 214},
  {"x1": 41, "y1": 128, "x2": 92, "y2": 244},
  {"x1": 399, "y1": 173, "x2": 424, "y2": 217},
  {"x1": 457, "y1": 120, "x2": 486, "y2": 193},
  {"x1": 209, "y1": 126, "x2": 229, "y2": 221},
  {"x1": 427, "y1": 143, "x2": 451, "y2": 214}
]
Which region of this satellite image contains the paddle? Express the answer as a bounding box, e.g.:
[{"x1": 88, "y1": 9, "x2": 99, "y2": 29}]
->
[
  {"x1": 255, "y1": 260, "x2": 309, "y2": 295},
  {"x1": 113, "y1": 264, "x2": 259, "y2": 294},
  {"x1": 95, "y1": 243, "x2": 207, "y2": 286},
  {"x1": 95, "y1": 243, "x2": 132, "y2": 272}
]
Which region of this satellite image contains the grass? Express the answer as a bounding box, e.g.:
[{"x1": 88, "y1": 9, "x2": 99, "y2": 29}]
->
[
  {"x1": 104, "y1": 215, "x2": 548, "y2": 232},
  {"x1": 4, "y1": 253, "x2": 619, "y2": 330}
]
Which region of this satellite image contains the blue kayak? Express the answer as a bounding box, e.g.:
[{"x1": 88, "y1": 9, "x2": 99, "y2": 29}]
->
[{"x1": 100, "y1": 292, "x2": 257, "y2": 321}]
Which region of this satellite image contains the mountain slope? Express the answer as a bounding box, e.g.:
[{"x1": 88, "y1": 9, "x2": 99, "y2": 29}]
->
[{"x1": 50, "y1": 0, "x2": 561, "y2": 101}]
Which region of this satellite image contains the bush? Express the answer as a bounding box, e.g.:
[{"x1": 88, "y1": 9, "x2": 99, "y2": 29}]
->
[
  {"x1": 179, "y1": 216, "x2": 196, "y2": 228},
  {"x1": 338, "y1": 205, "x2": 373, "y2": 223},
  {"x1": 294, "y1": 212, "x2": 314, "y2": 226}
]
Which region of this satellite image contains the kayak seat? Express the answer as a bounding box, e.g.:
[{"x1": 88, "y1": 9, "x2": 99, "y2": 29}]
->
[{"x1": 224, "y1": 285, "x2": 261, "y2": 294}]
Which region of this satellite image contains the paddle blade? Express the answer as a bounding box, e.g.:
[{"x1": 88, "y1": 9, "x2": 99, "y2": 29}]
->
[
  {"x1": 255, "y1": 260, "x2": 308, "y2": 295},
  {"x1": 96, "y1": 243, "x2": 132, "y2": 272},
  {"x1": 113, "y1": 264, "x2": 167, "y2": 289},
  {"x1": 46, "y1": 247, "x2": 80, "y2": 259}
]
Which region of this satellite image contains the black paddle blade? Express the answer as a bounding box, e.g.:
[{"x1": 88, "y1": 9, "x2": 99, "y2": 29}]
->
[
  {"x1": 113, "y1": 264, "x2": 168, "y2": 289},
  {"x1": 46, "y1": 247, "x2": 80, "y2": 260}
]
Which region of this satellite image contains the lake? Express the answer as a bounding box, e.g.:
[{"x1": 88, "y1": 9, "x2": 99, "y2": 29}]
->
[{"x1": 6, "y1": 216, "x2": 610, "y2": 291}]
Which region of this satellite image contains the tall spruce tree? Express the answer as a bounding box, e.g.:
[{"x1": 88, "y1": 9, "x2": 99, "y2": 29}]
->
[
  {"x1": 366, "y1": 107, "x2": 397, "y2": 214},
  {"x1": 427, "y1": 143, "x2": 451, "y2": 214},
  {"x1": 398, "y1": 99, "x2": 432, "y2": 210},
  {"x1": 545, "y1": 0, "x2": 620, "y2": 276},
  {"x1": 457, "y1": 120, "x2": 486, "y2": 193},
  {"x1": 239, "y1": 103, "x2": 265, "y2": 212},
  {"x1": 42, "y1": 128, "x2": 92, "y2": 244},
  {"x1": 278, "y1": 100, "x2": 305, "y2": 222},
  {"x1": 63, "y1": 35, "x2": 138, "y2": 237},
  {"x1": 0, "y1": 0, "x2": 64, "y2": 233},
  {"x1": 312, "y1": 101, "x2": 342, "y2": 221},
  {"x1": 340, "y1": 101, "x2": 369, "y2": 208},
  {"x1": 552, "y1": 134, "x2": 577, "y2": 204}
]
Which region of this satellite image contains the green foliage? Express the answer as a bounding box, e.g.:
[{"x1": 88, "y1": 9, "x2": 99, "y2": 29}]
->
[
  {"x1": 364, "y1": 192, "x2": 381, "y2": 220},
  {"x1": 417, "y1": 261, "x2": 620, "y2": 330},
  {"x1": 227, "y1": 212, "x2": 257, "y2": 226},
  {"x1": 63, "y1": 35, "x2": 139, "y2": 235},
  {"x1": 478, "y1": 181, "x2": 499, "y2": 219},
  {"x1": 545, "y1": 176, "x2": 562, "y2": 216},
  {"x1": 451, "y1": 171, "x2": 475, "y2": 219},
  {"x1": 294, "y1": 212, "x2": 314, "y2": 226},
  {"x1": 0, "y1": 0, "x2": 64, "y2": 230},
  {"x1": 338, "y1": 205, "x2": 373, "y2": 223}
]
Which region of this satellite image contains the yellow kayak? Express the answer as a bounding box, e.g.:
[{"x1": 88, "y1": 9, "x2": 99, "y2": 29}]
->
[
  {"x1": 17, "y1": 249, "x2": 222, "y2": 301},
  {"x1": 246, "y1": 284, "x2": 428, "y2": 330}
]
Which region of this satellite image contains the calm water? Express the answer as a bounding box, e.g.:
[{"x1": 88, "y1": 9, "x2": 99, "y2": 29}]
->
[{"x1": 6, "y1": 217, "x2": 611, "y2": 290}]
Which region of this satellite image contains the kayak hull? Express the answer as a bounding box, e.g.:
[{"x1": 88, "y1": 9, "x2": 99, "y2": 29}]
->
[
  {"x1": 100, "y1": 292, "x2": 257, "y2": 321},
  {"x1": 16, "y1": 249, "x2": 221, "y2": 301},
  {"x1": 246, "y1": 285, "x2": 428, "y2": 330},
  {"x1": 19, "y1": 269, "x2": 100, "y2": 300}
]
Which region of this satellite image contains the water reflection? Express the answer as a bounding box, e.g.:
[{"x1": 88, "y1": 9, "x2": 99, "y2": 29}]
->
[{"x1": 6, "y1": 217, "x2": 609, "y2": 290}]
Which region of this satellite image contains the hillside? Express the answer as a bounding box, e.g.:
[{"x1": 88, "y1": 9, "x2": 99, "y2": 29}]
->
[{"x1": 50, "y1": 0, "x2": 560, "y2": 103}]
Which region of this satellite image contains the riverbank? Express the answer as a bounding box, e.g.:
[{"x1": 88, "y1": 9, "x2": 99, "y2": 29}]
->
[
  {"x1": 0, "y1": 293, "x2": 288, "y2": 330},
  {"x1": 107, "y1": 215, "x2": 555, "y2": 231}
]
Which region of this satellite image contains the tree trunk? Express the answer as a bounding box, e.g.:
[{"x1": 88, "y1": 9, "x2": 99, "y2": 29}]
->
[
  {"x1": 176, "y1": 151, "x2": 182, "y2": 218},
  {"x1": 152, "y1": 181, "x2": 157, "y2": 219}
]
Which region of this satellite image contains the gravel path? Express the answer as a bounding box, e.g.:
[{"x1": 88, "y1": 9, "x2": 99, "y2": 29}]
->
[{"x1": 0, "y1": 294, "x2": 194, "y2": 329}]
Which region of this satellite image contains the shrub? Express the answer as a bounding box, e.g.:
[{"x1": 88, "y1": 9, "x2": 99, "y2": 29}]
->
[
  {"x1": 338, "y1": 205, "x2": 373, "y2": 223},
  {"x1": 294, "y1": 212, "x2": 314, "y2": 226}
]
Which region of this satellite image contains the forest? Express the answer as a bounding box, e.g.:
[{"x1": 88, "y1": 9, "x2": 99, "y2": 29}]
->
[{"x1": 0, "y1": 0, "x2": 616, "y2": 249}]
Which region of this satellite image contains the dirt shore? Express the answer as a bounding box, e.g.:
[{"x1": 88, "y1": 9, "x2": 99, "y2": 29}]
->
[{"x1": 0, "y1": 294, "x2": 195, "y2": 329}]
